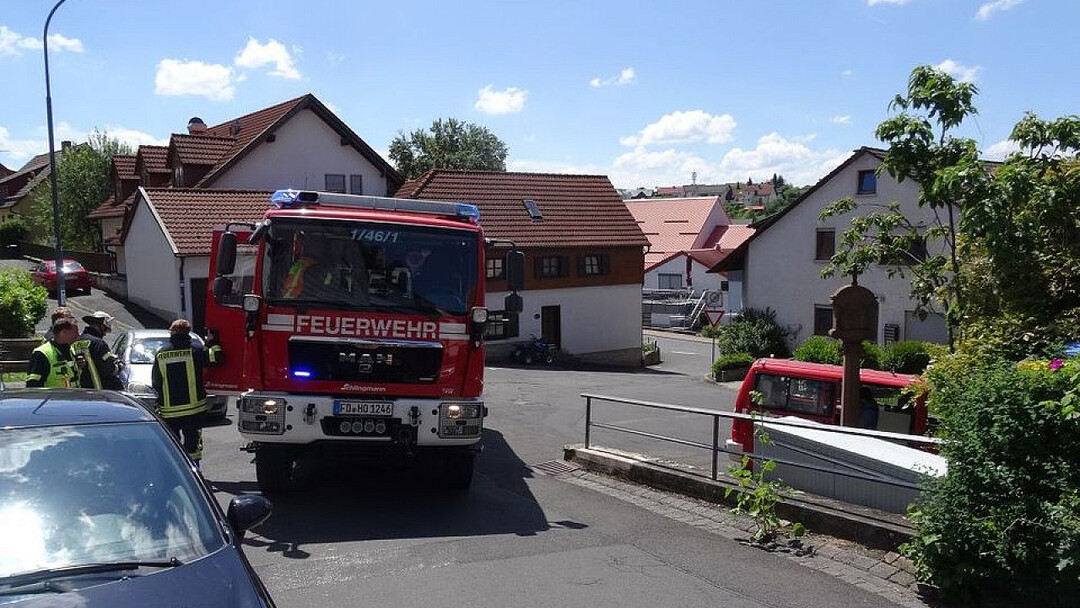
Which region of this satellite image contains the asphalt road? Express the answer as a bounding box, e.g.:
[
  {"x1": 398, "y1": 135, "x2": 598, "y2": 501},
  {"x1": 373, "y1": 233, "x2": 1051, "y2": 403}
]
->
[{"x1": 3, "y1": 263, "x2": 903, "y2": 606}]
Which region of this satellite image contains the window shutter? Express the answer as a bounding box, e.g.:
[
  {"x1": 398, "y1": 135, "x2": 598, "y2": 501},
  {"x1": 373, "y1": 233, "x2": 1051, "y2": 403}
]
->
[
  {"x1": 600, "y1": 254, "x2": 611, "y2": 275},
  {"x1": 560, "y1": 256, "x2": 569, "y2": 277},
  {"x1": 577, "y1": 256, "x2": 587, "y2": 276},
  {"x1": 534, "y1": 255, "x2": 543, "y2": 278}
]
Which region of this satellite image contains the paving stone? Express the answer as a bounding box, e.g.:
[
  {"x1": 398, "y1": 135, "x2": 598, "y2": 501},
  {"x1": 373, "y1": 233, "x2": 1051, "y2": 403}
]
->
[
  {"x1": 851, "y1": 554, "x2": 881, "y2": 571},
  {"x1": 884, "y1": 551, "x2": 901, "y2": 564},
  {"x1": 888, "y1": 570, "x2": 917, "y2": 587},
  {"x1": 895, "y1": 556, "x2": 916, "y2": 574},
  {"x1": 812, "y1": 543, "x2": 843, "y2": 558},
  {"x1": 870, "y1": 562, "x2": 900, "y2": 580}
]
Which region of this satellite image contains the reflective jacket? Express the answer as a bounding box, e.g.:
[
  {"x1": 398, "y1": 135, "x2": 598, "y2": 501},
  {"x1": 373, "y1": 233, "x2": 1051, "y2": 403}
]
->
[
  {"x1": 71, "y1": 327, "x2": 123, "y2": 390},
  {"x1": 150, "y1": 337, "x2": 223, "y2": 419},
  {"x1": 26, "y1": 342, "x2": 75, "y2": 388}
]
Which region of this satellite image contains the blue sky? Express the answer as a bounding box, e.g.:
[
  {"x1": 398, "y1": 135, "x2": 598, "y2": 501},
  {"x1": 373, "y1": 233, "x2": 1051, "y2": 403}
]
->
[{"x1": 1, "y1": 0, "x2": 1075, "y2": 189}]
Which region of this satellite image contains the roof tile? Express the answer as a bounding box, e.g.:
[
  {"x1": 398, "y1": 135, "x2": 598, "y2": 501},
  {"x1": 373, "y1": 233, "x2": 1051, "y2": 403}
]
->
[
  {"x1": 624, "y1": 196, "x2": 726, "y2": 255},
  {"x1": 140, "y1": 189, "x2": 272, "y2": 255}
]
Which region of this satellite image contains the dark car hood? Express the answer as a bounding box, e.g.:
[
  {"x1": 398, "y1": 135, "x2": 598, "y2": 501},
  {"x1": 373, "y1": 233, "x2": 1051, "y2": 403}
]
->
[{"x1": 2, "y1": 546, "x2": 271, "y2": 607}]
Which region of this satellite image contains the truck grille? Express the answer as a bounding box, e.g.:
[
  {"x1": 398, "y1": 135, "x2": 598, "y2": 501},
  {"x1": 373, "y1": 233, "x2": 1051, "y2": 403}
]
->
[{"x1": 288, "y1": 337, "x2": 442, "y2": 383}]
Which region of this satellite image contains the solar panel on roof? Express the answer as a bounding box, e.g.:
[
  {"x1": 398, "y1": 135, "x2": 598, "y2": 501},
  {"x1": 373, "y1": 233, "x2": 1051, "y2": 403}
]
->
[{"x1": 523, "y1": 199, "x2": 543, "y2": 221}]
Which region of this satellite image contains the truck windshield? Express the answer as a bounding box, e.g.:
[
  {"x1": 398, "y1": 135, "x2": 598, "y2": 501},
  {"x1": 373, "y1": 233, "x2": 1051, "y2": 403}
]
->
[{"x1": 263, "y1": 221, "x2": 478, "y2": 316}]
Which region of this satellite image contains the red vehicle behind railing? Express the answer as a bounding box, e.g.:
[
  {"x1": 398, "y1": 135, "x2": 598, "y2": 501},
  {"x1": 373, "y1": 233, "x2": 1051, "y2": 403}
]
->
[
  {"x1": 29, "y1": 259, "x2": 93, "y2": 295},
  {"x1": 727, "y1": 358, "x2": 929, "y2": 453}
]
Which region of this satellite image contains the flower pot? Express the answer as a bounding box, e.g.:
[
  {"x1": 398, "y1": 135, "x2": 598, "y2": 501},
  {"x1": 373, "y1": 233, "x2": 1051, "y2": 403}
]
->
[
  {"x1": 716, "y1": 365, "x2": 750, "y2": 382},
  {"x1": 643, "y1": 348, "x2": 661, "y2": 366}
]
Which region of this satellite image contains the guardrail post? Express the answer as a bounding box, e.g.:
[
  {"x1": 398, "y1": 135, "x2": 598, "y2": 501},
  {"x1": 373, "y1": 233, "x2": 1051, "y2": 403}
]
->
[
  {"x1": 585, "y1": 396, "x2": 592, "y2": 448},
  {"x1": 711, "y1": 415, "x2": 719, "y2": 481}
]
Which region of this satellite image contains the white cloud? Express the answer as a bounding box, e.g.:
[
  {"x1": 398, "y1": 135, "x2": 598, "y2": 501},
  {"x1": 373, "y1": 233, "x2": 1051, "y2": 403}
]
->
[
  {"x1": 934, "y1": 59, "x2": 981, "y2": 83},
  {"x1": 590, "y1": 67, "x2": 637, "y2": 88},
  {"x1": 867, "y1": 0, "x2": 915, "y2": 5},
  {"x1": 508, "y1": 158, "x2": 603, "y2": 174},
  {"x1": 975, "y1": 0, "x2": 1025, "y2": 20},
  {"x1": 327, "y1": 51, "x2": 345, "y2": 65},
  {"x1": 841, "y1": 69, "x2": 854, "y2": 77},
  {"x1": 620, "y1": 110, "x2": 736, "y2": 147},
  {"x1": 984, "y1": 138, "x2": 1021, "y2": 160},
  {"x1": 0, "y1": 126, "x2": 45, "y2": 165},
  {"x1": 102, "y1": 126, "x2": 170, "y2": 149},
  {"x1": 0, "y1": 122, "x2": 168, "y2": 166},
  {"x1": 154, "y1": 59, "x2": 236, "y2": 101},
  {"x1": 474, "y1": 85, "x2": 528, "y2": 114},
  {"x1": 234, "y1": 37, "x2": 301, "y2": 79},
  {"x1": 0, "y1": 26, "x2": 83, "y2": 56},
  {"x1": 831, "y1": 115, "x2": 852, "y2": 125}
]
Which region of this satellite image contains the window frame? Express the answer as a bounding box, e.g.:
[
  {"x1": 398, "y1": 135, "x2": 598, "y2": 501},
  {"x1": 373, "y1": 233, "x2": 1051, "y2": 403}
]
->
[
  {"x1": 579, "y1": 253, "x2": 609, "y2": 277},
  {"x1": 325, "y1": 173, "x2": 346, "y2": 193},
  {"x1": 486, "y1": 257, "x2": 505, "y2": 280},
  {"x1": 813, "y1": 305, "x2": 834, "y2": 336},
  {"x1": 349, "y1": 174, "x2": 363, "y2": 195},
  {"x1": 537, "y1": 255, "x2": 566, "y2": 279},
  {"x1": 483, "y1": 310, "x2": 519, "y2": 340},
  {"x1": 657, "y1": 273, "x2": 682, "y2": 290},
  {"x1": 857, "y1": 169, "x2": 877, "y2": 195},
  {"x1": 815, "y1": 228, "x2": 835, "y2": 261}
]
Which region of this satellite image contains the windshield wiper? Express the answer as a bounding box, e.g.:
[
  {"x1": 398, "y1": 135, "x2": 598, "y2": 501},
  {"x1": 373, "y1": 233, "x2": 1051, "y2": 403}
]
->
[{"x1": 0, "y1": 558, "x2": 182, "y2": 587}]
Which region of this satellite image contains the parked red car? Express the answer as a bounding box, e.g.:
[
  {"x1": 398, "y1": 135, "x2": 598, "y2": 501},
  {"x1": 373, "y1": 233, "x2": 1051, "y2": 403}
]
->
[{"x1": 30, "y1": 259, "x2": 93, "y2": 295}]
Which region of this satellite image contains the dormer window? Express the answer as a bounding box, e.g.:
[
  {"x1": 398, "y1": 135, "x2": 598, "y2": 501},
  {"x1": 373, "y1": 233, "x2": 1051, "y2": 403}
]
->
[{"x1": 173, "y1": 164, "x2": 184, "y2": 186}]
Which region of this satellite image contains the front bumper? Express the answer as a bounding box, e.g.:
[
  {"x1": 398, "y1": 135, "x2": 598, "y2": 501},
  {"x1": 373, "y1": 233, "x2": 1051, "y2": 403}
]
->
[{"x1": 130, "y1": 393, "x2": 228, "y2": 417}]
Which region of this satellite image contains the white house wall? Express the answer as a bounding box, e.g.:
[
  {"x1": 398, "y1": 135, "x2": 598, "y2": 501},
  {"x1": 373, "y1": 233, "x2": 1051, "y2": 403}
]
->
[
  {"x1": 210, "y1": 109, "x2": 391, "y2": 195},
  {"x1": 692, "y1": 203, "x2": 730, "y2": 249},
  {"x1": 124, "y1": 198, "x2": 181, "y2": 322},
  {"x1": 486, "y1": 284, "x2": 642, "y2": 365},
  {"x1": 745, "y1": 154, "x2": 945, "y2": 345}
]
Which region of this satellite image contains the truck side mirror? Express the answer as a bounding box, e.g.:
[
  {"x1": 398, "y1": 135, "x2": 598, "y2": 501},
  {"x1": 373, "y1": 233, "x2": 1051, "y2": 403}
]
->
[
  {"x1": 213, "y1": 277, "x2": 234, "y2": 300},
  {"x1": 505, "y1": 250, "x2": 525, "y2": 292},
  {"x1": 217, "y1": 232, "x2": 238, "y2": 276}
]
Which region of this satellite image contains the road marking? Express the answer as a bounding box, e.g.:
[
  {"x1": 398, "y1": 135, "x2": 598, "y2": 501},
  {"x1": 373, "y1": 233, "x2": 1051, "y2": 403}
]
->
[{"x1": 671, "y1": 351, "x2": 698, "y2": 355}]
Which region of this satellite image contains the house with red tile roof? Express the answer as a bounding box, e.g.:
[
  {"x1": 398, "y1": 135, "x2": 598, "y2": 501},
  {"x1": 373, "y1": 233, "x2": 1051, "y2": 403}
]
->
[
  {"x1": 624, "y1": 196, "x2": 754, "y2": 317},
  {"x1": 397, "y1": 169, "x2": 649, "y2": 366},
  {"x1": 0, "y1": 162, "x2": 13, "y2": 179},
  {"x1": 114, "y1": 93, "x2": 402, "y2": 324},
  {"x1": 710, "y1": 147, "x2": 949, "y2": 346}
]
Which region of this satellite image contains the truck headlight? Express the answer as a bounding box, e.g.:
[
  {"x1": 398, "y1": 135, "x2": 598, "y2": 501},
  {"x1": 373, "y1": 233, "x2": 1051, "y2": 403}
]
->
[
  {"x1": 238, "y1": 396, "x2": 286, "y2": 435},
  {"x1": 439, "y1": 402, "x2": 483, "y2": 438}
]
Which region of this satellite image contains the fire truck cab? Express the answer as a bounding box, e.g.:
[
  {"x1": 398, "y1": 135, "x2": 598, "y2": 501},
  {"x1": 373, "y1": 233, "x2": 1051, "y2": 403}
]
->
[{"x1": 205, "y1": 189, "x2": 523, "y2": 492}]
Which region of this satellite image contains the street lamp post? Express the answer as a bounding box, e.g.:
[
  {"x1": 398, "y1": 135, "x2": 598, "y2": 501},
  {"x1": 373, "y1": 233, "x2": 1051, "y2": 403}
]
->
[{"x1": 44, "y1": 0, "x2": 71, "y2": 306}]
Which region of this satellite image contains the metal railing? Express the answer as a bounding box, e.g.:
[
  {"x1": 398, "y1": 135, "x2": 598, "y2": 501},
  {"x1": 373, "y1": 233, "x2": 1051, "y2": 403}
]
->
[{"x1": 581, "y1": 393, "x2": 943, "y2": 490}]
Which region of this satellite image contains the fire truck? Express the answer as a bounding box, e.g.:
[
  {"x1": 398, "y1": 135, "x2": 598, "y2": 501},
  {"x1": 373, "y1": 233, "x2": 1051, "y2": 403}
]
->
[{"x1": 204, "y1": 189, "x2": 524, "y2": 492}]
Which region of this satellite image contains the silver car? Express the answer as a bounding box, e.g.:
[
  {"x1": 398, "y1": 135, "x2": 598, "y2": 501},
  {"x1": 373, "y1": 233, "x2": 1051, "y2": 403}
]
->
[{"x1": 111, "y1": 329, "x2": 228, "y2": 418}]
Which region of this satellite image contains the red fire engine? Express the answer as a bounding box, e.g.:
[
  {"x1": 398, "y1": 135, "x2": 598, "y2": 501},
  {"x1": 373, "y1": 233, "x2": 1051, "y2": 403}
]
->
[{"x1": 205, "y1": 189, "x2": 523, "y2": 492}]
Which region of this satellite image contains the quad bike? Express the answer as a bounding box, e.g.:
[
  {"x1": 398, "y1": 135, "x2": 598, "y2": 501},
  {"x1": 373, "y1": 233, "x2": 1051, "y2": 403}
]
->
[{"x1": 511, "y1": 334, "x2": 556, "y2": 365}]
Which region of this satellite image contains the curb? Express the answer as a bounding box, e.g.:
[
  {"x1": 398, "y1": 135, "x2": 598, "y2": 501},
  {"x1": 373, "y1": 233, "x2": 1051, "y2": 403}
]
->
[{"x1": 564, "y1": 444, "x2": 914, "y2": 552}]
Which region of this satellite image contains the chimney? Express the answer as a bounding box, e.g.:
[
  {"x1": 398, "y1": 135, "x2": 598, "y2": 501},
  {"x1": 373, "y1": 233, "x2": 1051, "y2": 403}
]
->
[
  {"x1": 187, "y1": 116, "x2": 207, "y2": 134},
  {"x1": 61, "y1": 140, "x2": 72, "y2": 152},
  {"x1": 229, "y1": 119, "x2": 241, "y2": 137}
]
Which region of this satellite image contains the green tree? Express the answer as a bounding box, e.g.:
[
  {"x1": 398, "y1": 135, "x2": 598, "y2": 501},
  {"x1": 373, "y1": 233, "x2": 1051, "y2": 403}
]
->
[
  {"x1": 21, "y1": 130, "x2": 132, "y2": 250},
  {"x1": 389, "y1": 118, "x2": 509, "y2": 179}
]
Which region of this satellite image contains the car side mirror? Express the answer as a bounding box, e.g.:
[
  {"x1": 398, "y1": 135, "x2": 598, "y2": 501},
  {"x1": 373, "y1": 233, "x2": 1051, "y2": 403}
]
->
[
  {"x1": 217, "y1": 232, "x2": 238, "y2": 276},
  {"x1": 504, "y1": 250, "x2": 525, "y2": 292},
  {"x1": 227, "y1": 494, "x2": 272, "y2": 539},
  {"x1": 213, "y1": 277, "x2": 234, "y2": 301}
]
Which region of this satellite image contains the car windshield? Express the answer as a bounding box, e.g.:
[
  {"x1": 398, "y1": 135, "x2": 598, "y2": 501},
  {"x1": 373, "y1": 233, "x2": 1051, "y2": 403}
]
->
[
  {"x1": 262, "y1": 220, "x2": 479, "y2": 316},
  {"x1": 62, "y1": 261, "x2": 84, "y2": 272},
  {"x1": 129, "y1": 334, "x2": 205, "y2": 364},
  {"x1": 0, "y1": 422, "x2": 225, "y2": 578}
]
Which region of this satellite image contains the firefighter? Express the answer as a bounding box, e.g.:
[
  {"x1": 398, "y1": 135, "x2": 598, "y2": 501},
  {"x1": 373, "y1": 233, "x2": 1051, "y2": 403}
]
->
[
  {"x1": 151, "y1": 319, "x2": 223, "y2": 467},
  {"x1": 42, "y1": 306, "x2": 74, "y2": 341},
  {"x1": 282, "y1": 232, "x2": 332, "y2": 299},
  {"x1": 26, "y1": 317, "x2": 79, "y2": 388},
  {"x1": 71, "y1": 311, "x2": 124, "y2": 390}
]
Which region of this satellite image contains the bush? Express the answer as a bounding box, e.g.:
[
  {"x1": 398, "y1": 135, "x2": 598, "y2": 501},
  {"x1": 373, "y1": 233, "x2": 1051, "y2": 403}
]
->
[
  {"x1": 880, "y1": 340, "x2": 933, "y2": 374},
  {"x1": 712, "y1": 352, "x2": 753, "y2": 375},
  {"x1": 903, "y1": 355, "x2": 1080, "y2": 605},
  {"x1": 0, "y1": 267, "x2": 48, "y2": 337},
  {"x1": 0, "y1": 216, "x2": 28, "y2": 249},
  {"x1": 792, "y1": 335, "x2": 841, "y2": 365},
  {"x1": 702, "y1": 307, "x2": 791, "y2": 358}
]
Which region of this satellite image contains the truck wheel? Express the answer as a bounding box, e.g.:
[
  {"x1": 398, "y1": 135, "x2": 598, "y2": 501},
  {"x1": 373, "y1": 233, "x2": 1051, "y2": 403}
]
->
[
  {"x1": 442, "y1": 452, "x2": 475, "y2": 491},
  {"x1": 255, "y1": 447, "x2": 294, "y2": 494},
  {"x1": 543, "y1": 351, "x2": 555, "y2": 365}
]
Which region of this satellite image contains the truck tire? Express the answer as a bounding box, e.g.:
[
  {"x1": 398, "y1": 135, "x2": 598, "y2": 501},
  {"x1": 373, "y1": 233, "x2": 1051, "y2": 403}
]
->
[
  {"x1": 442, "y1": 452, "x2": 475, "y2": 491},
  {"x1": 255, "y1": 447, "x2": 294, "y2": 494}
]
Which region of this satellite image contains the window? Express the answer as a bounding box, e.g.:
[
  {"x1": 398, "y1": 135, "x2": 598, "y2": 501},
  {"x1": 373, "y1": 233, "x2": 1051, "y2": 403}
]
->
[
  {"x1": 754, "y1": 373, "x2": 836, "y2": 417},
  {"x1": 857, "y1": 170, "x2": 877, "y2": 194},
  {"x1": 720, "y1": 280, "x2": 729, "y2": 292},
  {"x1": 814, "y1": 305, "x2": 833, "y2": 336},
  {"x1": 657, "y1": 273, "x2": 682, "y2": 289},
  {"x1": 815, "y1": 229, "x2": 835, "y2": 261},
  {"x1": 484, "y1": 311, "x2": 519, "y2": 340},
  {"x1": 325, "y1": 174, "x2": 346, "y2": 193},
  {"x1": 349, "y1": 174, "x2": 363, "y2": 195},
  {"x1": 486, "y1": 257, "x2": 504, "y2": 279},
  {"x1": 579, "y1": 254, "x2": 609, "y2": 276},
  {"x1": 537, "y1": 256, "x2": 565, "y2": 278},
  {"x1": 884, "y1": 235, "x2": 928, "y2": 266}
]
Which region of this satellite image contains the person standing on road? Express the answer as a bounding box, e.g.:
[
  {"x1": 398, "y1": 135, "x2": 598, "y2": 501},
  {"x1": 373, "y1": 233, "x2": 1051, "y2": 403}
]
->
[
  {"x1": 71, "y1": 311, "x2": 124, "y2": 390},
  {"x1": 26, "y1": 317, "x2": 79, "y2": 388},
  {"x1": 859, "y1": 386, "x2": 880, "y2": 430},
  {"x1": 151, "y1": 319, "x2": 222, "y2": 467}
]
